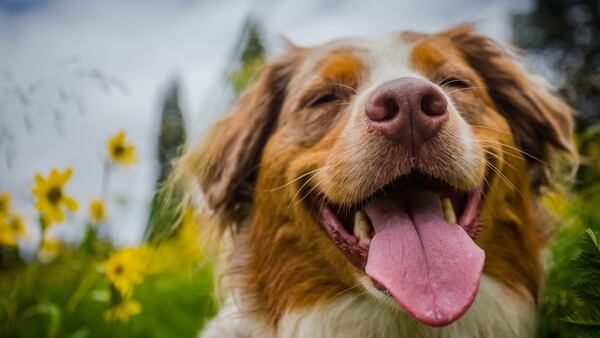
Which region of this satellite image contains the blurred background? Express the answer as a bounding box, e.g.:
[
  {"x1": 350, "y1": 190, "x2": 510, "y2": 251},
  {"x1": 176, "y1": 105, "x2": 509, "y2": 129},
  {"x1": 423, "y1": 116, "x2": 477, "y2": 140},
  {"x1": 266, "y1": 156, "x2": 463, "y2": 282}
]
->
[{"x1": 1, "y1": 0, "x2": 599, "y2": 337}]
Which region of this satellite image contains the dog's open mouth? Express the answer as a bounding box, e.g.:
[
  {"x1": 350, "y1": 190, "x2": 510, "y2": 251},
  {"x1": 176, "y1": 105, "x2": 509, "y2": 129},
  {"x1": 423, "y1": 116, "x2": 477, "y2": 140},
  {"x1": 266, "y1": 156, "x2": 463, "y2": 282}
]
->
[{"x1": 308, "y1": 172, "x2": 485, "y2": 327}]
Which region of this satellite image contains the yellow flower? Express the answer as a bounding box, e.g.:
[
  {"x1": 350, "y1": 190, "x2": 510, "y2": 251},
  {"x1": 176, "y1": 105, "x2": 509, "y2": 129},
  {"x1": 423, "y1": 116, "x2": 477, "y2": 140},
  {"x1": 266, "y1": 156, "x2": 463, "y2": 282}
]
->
[
  {"x1": 103, "y1": 247, "x2": 148, "y2": 297},
  {"x1": 0, "y1": 220, "x2": 16, "y2": 247},
  {"x1": 31, "y1": 167, "x2": 79, "y2": 226},
  {"x1": 8, "y1": 214, "x2": 27, "y2": 237},
  {"x1": 0, "y1": 210, "x2": 26, "y2": 248},
  {"x1": 38, "y1": 236, "x2": 61, "y2": 263},
  {"x1": 0, "y1": 192, "x2": 10, "y2": 219},
  {"x1": 542, "y1": 190, "x2": 567, "y2": 217},
  {"x1": 89, "y1": 198, "x2": 107, "y2": 224},
  {"x1": 103, "y1": 299, "x2": 142, "y2": 323},
  {"x1": 178, "y1": 208, "x2": 203, "y2": 260},
  {"x1": 107, "y1": 131, "x2": 138, "y2": 167}
]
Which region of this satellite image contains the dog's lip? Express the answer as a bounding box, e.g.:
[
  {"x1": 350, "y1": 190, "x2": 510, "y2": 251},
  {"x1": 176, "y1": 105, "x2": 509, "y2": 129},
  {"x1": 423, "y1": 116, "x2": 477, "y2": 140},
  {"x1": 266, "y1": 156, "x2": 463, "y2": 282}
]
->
[
  {"x1": 313, "y1": 201, "x2": 369, "y2": 269},
  {"x1": 307, "y1": 172, "x2": 483, "y2": 270}
]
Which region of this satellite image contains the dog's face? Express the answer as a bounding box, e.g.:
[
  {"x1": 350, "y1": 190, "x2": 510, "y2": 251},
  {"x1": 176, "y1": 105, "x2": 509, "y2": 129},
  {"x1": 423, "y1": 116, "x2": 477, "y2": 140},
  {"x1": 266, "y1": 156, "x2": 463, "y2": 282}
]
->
[{"x1": 183, "y1": 25, "x2": 574, "y2": 327}]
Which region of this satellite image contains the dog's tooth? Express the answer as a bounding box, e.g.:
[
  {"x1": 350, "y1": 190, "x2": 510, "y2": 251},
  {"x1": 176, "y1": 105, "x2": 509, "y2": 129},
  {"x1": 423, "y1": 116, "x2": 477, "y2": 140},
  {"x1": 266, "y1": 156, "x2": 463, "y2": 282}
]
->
[
  {"x1": 354, "y1": 211, "x2": 371, "y2": 246},
  {"x1": 442, "y1": 197, "x2": 457, "y2": 224}
]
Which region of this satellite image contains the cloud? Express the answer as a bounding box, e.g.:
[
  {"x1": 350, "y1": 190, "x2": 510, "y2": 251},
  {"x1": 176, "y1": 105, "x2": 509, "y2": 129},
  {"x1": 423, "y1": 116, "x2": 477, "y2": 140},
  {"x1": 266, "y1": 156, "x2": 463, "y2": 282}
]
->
[
  {"x1": 0, "y1": 0, "x2": 250, "y2": 246},
  {"x1": 0, "y1": 0, "x2": 530, "y2": 247}
]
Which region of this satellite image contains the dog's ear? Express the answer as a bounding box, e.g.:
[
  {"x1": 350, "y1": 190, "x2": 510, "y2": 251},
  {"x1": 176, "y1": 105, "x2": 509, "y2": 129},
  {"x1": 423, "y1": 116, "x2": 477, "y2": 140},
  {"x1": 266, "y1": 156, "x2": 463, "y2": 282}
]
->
[
  {"x1": 177, "y1": 52, "x2": 301, "y2": 231},
  {"x1": 444, "y1": 24, "x2": 576, "y2": 191}
]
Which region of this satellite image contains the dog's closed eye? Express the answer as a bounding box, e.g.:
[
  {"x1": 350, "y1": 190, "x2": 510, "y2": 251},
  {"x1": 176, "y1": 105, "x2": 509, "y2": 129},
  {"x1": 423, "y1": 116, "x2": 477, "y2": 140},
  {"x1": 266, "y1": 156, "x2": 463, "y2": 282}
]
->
[
  {"x1": 439, "y1": 77, "x2": 471, "y2": 89},
  {"x1": 304, "y1": 87, "x2": 351, "y2": 108},
  {"x1": 307, "y1": 93, "x2": 338, "y2": 108}
]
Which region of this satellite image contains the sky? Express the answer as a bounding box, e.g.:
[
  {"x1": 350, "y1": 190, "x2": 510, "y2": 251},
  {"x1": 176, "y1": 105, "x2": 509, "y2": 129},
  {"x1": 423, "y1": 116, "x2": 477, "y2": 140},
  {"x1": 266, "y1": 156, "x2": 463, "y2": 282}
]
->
[{"x1": 0, "y1": 0, "x2": 531, "y2": 251}]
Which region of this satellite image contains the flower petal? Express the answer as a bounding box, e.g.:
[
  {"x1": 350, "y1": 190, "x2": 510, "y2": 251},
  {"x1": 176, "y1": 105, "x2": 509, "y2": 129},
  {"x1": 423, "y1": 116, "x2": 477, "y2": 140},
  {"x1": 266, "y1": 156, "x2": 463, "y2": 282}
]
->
[
  {"x1": 59, "y1": 167, "x2": 73, "y2": 185},
  {"x1": 63, "y1": 196, "x2": 79, "y2": 212},
  {"x1": 51, "y1": 207, "x2": 64, "y2": 224}
]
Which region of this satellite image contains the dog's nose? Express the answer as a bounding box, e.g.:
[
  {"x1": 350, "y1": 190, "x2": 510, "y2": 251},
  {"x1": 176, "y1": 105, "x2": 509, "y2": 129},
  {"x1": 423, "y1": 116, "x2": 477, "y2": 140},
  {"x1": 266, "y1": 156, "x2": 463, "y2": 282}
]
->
[{"x1": 365, "y1": 77, "x2": 448, "y2": 150}]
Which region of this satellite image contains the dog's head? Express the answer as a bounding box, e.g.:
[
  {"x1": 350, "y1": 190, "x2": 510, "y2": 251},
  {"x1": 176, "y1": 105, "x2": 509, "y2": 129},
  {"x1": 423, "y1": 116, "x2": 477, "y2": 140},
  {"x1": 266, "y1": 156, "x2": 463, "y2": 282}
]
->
[{"x1": 179, "y1": 25, "x2": 574, "y2": 327}]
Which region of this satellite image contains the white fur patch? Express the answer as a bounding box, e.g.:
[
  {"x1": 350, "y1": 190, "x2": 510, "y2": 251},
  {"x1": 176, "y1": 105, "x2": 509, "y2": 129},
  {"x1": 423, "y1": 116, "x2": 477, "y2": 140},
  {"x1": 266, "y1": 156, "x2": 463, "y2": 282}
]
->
[{"x1": 199, "y1": 276, "x2": 534, "y2": 338}]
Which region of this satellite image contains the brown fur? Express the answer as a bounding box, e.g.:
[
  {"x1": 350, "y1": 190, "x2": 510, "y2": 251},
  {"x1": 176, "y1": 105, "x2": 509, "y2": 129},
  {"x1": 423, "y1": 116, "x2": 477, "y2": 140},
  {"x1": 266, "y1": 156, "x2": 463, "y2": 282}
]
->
[
  {"x1": 408, "y1": 25, "x2": 576, "y2": 301},
  {"x1": 175, "y1": 24, "x2": 575, "y2": 331}
]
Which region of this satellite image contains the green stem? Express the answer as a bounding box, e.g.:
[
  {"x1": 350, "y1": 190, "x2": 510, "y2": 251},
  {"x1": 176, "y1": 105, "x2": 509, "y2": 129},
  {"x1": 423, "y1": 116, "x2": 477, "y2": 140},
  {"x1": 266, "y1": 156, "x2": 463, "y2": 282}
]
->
[
  {"x1": 36, "y1": 214, "x2": 47, "y2": 260},
  {"x1": 82, "y1": 161, "x2": 111, "y2": 252}
]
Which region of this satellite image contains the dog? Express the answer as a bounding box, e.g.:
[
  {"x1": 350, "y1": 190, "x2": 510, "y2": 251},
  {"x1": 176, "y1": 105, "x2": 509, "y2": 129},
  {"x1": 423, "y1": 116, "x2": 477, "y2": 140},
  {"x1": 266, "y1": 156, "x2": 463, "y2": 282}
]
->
[{"x1": 176, "y1": 24, "x2": 575, "y2": 338}]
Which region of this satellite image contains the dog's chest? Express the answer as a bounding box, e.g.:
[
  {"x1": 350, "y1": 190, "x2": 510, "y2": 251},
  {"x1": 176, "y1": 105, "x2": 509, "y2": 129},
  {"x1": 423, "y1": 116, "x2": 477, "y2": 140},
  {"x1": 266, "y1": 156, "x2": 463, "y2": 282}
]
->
[{"x1": 200, "y1": 276, "x2": 535, "y2": 338}]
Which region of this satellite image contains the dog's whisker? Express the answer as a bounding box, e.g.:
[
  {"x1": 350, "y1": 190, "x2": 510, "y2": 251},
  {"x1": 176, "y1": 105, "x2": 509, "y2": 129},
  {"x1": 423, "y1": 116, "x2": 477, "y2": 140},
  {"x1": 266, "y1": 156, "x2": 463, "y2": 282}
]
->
[
  {"x1": 437, "y1": 74, "x2": 455, "y2": 87},
  {"x1": 470, "y1": 124, "x2": 513, "y2": 135},
  {"x1": 329, "y1": 81, "x2": 360, "y2": 94},
  {"x1": 477, "y1": 139, "x2": 533, "y2": 165},
  {"x1": 467, "y1": 152, "x2": 503, "y2": 197},
  {"x1": 469, "y1": 150, "x2": 520, "y2": 194},
  {"x1": 287, "y1": 172, "x2": 322, "y2": 209},
  {"x1": 478, "y1": 139, "x2": 548, "y2": 166},
  {"x1": 485, "y1": 159, "x2": 523, "y2": 197},
  {"x1": 260, "y1": 167, "x2": 329, "y2": 192},
  {"x1": 287, "y1": 167, "x2": 333, "y2": 209},
  {"x1": 332, "y1": 282, "x2": 364, "y2": 299},
  {"x1": 483, "y1": 149, "x2": 519, "y2": 173}
]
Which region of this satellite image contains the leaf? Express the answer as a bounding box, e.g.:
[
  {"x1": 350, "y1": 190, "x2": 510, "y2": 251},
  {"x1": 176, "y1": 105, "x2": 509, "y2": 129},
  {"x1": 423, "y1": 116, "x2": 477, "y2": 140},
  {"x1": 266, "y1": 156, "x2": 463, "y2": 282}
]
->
[
  {"x1": 586, "y1": 229, "x2": 600, "y2": 253},
  {"x1": 20, "y1": 303, "x2": 62, "y2": 338},
  {"x1": 561, "y1": 228, "x2": 600, "y2": 334}
]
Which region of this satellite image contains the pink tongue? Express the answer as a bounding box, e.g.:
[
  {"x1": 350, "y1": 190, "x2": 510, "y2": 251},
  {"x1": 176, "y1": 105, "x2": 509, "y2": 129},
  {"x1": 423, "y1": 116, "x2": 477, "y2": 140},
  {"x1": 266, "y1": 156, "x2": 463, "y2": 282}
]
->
[{"x1": 364, "y1": 189, "x2": 485, "y2": 326}]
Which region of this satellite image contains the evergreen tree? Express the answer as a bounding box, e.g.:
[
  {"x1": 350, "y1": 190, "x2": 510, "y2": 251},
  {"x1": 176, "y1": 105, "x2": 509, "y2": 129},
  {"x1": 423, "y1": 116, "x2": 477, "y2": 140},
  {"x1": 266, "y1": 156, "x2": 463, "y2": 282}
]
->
[
  {"x1": 156, "y1": 81, "x2": 187, "y2": 183},
  {"x1": 145, "y1": 80, "x2": 187, "y2": 241},
  {"x1": 229, "y1": 21, "x2": 266, "y2": 96}
]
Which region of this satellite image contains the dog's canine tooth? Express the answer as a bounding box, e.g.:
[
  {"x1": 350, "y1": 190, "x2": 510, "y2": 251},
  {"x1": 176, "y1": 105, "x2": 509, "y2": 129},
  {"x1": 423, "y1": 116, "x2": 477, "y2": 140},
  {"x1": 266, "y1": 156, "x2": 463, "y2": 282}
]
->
[
  {"x1": 354, "y1": 211, "x2": 371, "y2": 246},
  {"x1": 442, "y1": 197, "x2": 457, "y2": 224}
]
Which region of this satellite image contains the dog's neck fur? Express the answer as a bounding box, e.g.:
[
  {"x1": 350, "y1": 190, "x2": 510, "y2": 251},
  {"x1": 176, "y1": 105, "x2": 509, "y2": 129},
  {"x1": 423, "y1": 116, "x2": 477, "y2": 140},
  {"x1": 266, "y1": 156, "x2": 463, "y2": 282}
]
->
[{"x1": 200, "y1": 275, "x2": 535, "y2": 338}]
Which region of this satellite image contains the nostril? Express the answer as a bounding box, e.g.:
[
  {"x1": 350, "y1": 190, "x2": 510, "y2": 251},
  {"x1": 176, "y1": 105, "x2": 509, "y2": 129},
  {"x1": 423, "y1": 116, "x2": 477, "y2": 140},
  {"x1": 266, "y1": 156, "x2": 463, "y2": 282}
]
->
[
  {"x1": 420, "y1": 93, "x2": 447, "y2": 116},
  {"x1": 366, "y1": 96, "x2": 400, "y2": 122},
  {"x1": 382, "y1": 98, "x2": 399, "y2": 121}
]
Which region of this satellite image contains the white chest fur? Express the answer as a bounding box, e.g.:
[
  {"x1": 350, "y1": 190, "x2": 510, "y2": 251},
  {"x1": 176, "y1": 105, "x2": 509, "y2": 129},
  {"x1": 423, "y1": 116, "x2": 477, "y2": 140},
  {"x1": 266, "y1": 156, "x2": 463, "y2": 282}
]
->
[{"x1": 200, "y1": 276, "x2": 535, "y2": 338}]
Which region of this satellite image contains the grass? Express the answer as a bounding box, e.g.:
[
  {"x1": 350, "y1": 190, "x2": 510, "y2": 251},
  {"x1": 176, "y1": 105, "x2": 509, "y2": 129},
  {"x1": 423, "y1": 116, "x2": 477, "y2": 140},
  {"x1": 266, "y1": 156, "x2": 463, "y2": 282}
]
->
[{"x1": 0, "y1": 244, "x2": 216, "y2": 338}]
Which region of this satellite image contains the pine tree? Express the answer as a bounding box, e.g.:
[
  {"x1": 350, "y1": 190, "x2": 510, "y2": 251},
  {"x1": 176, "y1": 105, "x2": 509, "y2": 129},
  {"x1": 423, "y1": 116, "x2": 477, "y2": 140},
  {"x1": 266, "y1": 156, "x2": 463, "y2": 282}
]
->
[
  {"x1": 144, "y1": 80, "x2": 187, "y2": 241},
  {"x1": 229, "y1": 21, "x2": 266, "y2": 96}
]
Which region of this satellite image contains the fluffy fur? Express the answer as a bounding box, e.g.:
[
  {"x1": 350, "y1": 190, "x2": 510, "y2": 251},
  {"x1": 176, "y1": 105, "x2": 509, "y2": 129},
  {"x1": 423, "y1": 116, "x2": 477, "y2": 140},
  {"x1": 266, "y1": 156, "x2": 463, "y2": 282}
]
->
[
  {"x1": 202, "y1": 276, "x2": 534, "y2": 338},
  {"x1": 175, "y1": 24, "x2": 575, "y2": 338}
]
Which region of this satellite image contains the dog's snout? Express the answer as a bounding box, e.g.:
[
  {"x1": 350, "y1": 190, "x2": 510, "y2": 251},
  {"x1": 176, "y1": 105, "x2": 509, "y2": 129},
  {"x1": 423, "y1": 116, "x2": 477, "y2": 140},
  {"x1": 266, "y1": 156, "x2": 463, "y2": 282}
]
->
[{"x1": 365, "y1": 77, "x2": 448, "y2": 150}]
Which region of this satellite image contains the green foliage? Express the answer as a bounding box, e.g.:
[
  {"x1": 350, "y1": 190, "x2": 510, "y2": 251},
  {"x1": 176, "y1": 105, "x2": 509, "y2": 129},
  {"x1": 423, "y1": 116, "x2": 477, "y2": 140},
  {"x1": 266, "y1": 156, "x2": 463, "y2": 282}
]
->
[
  {"x1": 515, "y1": 4, "x2": 600, "y2": 333},
  {"x1": 563, "y1": 229, "x2": 600, "y2": 330},
  {"x1": 229, "y1": 22, "x2": 265, "y2": 96},
  {"x1": 0, "y1": 245, "x2": 215, "y2": 338},
  {"x1": 240, "y1": 24, "x2": 265, "y2": 64},
  {"x1": 229, "y1": 57, "x2": 264, "y2": 97},
  {"x1": 537, "y1": 179, "x2": 600, "y2": 337}
]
